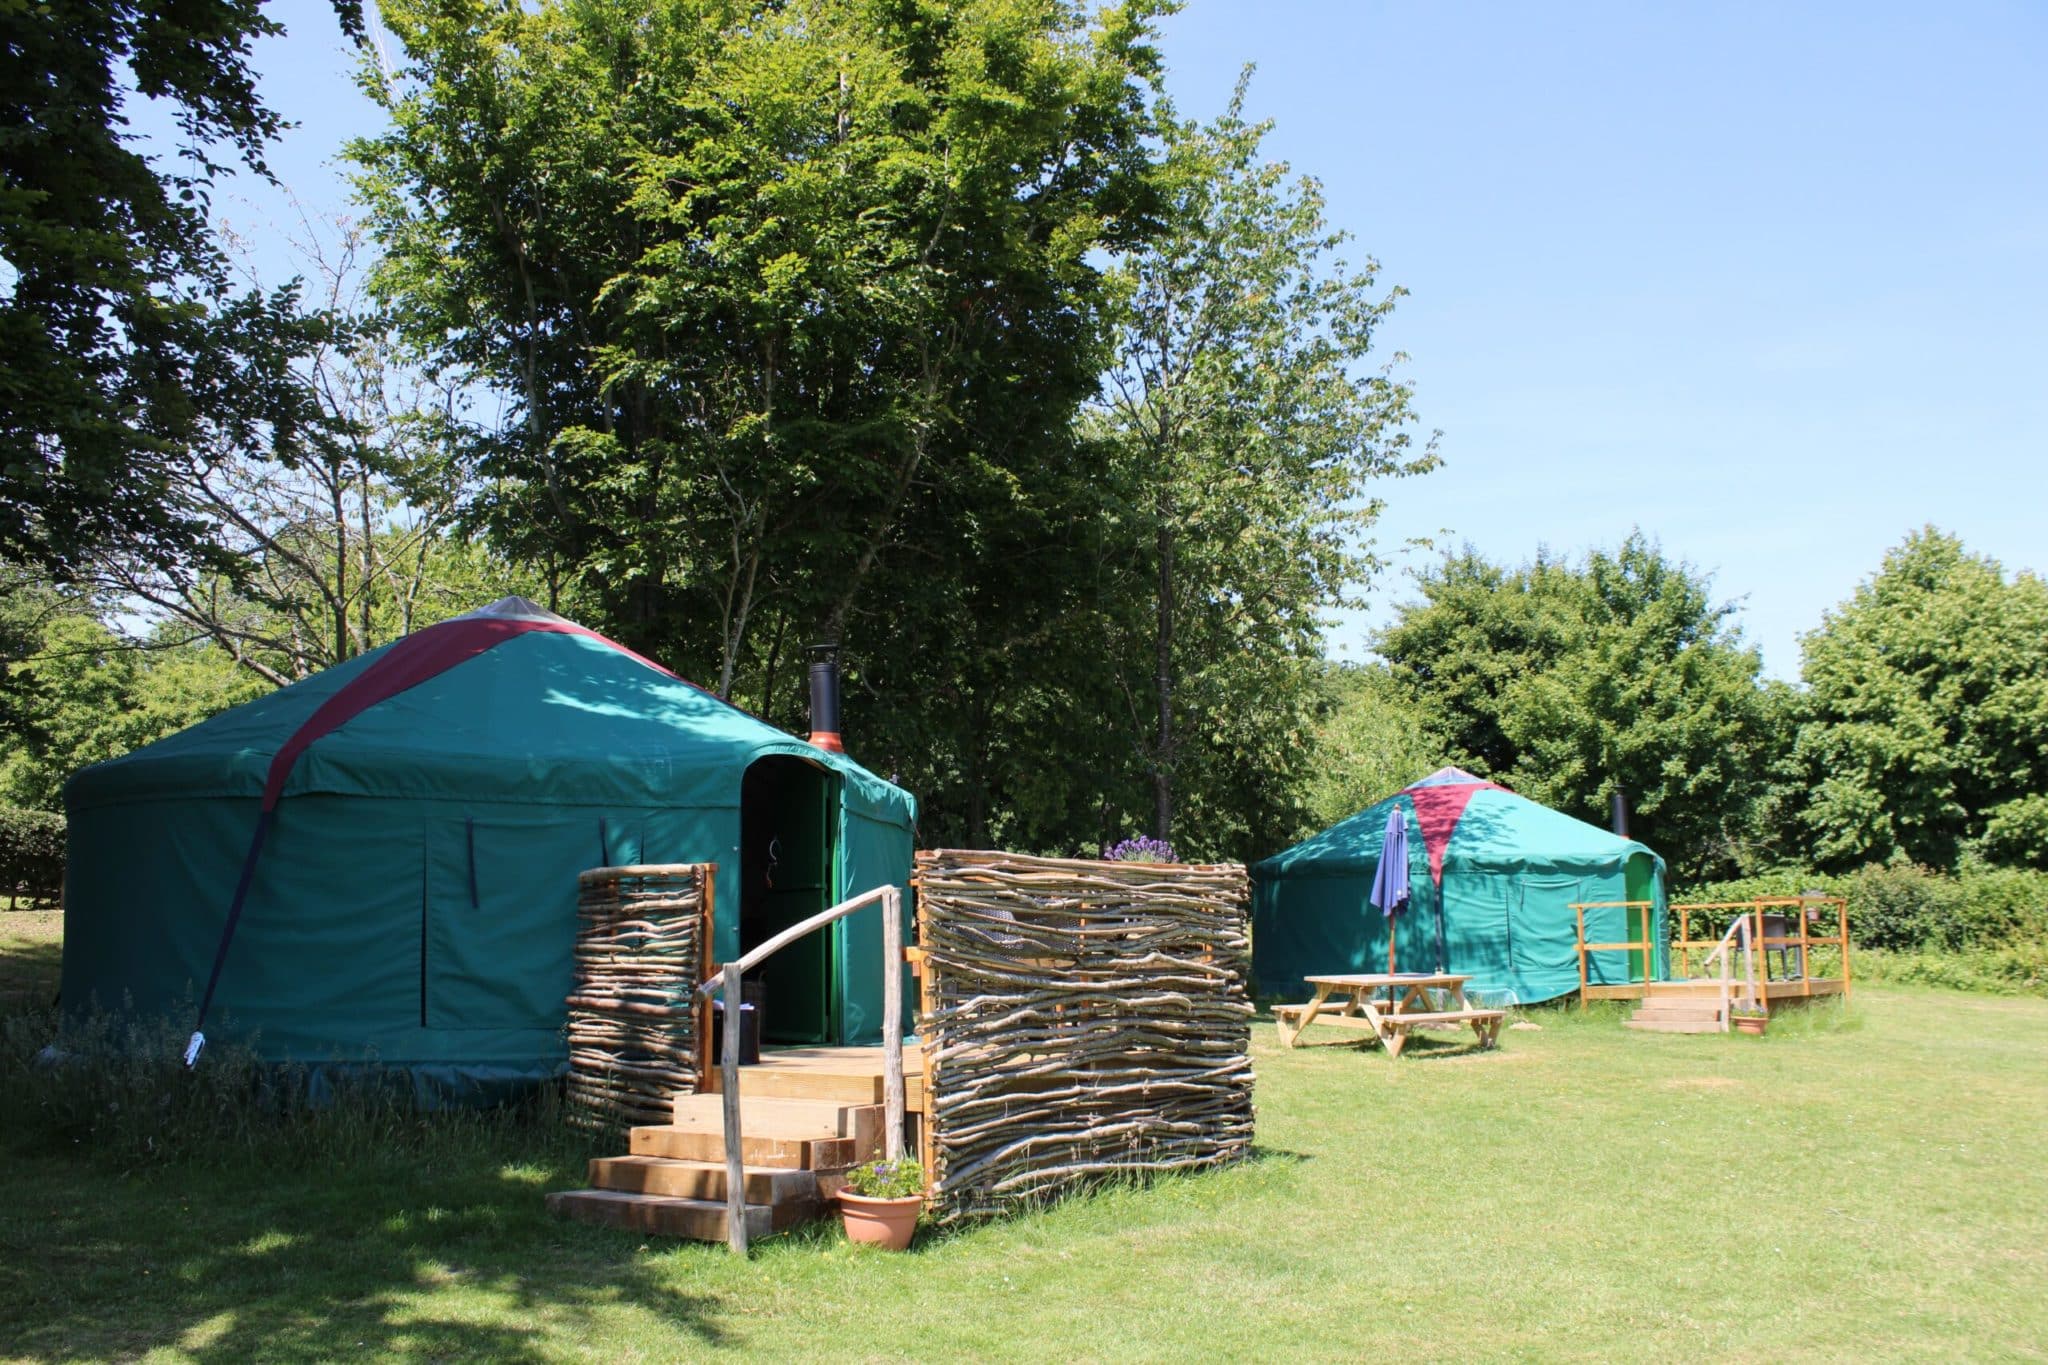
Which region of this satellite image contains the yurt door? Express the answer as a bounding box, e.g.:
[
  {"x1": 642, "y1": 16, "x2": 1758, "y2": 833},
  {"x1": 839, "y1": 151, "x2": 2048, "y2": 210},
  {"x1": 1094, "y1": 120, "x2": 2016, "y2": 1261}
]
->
[{"x1": 740, "y1": 756, "x2": 840, "y2": 1045}]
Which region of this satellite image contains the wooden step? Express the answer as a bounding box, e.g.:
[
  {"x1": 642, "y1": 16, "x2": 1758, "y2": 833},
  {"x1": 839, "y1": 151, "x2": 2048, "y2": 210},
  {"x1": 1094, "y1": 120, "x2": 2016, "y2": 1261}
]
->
[
  {"x1": 589, "y1": 1154, "x2": 819, "y2": 1206},
  {"x1": 704, "y1": 1055, "x2": 929, "y2": 1113},
  {"x1": 546, "y1": 1188, "x2": 784, "y2": 1240},
  {"x1": 1634, "y1": 1001, "x2": 1724, "y2": 1022},
  {"x1": 671, "y1": 1093, "x2": 877, "y2": 1135},
  {"x1": 1624, "y1": 1016, "x2": 1724, "y2": 1034},
  {"x1": 629, "y1": 1123, "x2": 857, "y2": 1170},
  {"x1": 670, "y1": 1094, "x2": 885, "y2": 1160}
]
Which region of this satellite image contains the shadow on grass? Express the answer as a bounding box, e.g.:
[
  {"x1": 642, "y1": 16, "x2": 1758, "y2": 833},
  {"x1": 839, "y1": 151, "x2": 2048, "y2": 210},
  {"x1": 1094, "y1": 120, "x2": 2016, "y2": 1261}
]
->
[
  {"x1": 0, "y1": 932, "x2": 62, "y2": 1009},
  {"x1": 0, "y1": 1141, "x2": 732, "y2": 1361}
]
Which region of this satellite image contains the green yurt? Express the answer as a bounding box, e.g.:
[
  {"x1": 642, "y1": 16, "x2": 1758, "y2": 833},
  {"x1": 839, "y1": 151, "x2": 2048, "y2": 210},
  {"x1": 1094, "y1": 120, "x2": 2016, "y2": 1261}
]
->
[
  {"x1": 1252, "y1": 768, "x2": 1666, "y2": 1005},
  {"x1": 61, "y1": 598, "x2": 917, "y2": 1090}
]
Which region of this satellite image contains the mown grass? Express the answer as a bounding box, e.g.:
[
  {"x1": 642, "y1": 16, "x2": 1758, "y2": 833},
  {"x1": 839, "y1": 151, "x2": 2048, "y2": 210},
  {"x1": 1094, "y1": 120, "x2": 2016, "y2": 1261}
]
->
[{"x1": 3, "y1": 940, "x2": 2046, "y2": 1361}]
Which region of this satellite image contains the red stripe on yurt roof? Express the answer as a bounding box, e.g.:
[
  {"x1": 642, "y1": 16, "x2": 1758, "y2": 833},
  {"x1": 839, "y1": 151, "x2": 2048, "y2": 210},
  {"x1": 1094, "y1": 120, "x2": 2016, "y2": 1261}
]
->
[
  {"x1": 259, "y1": 614, "x2": 683, "y2": 810},
  {"x1": 1402, "y1": 773, "x2": 1503, "y2": 886}
]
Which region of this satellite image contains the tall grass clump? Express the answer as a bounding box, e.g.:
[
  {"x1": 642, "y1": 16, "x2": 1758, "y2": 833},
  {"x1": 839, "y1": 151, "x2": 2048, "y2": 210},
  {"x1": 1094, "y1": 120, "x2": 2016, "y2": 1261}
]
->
[{"x1": 0, "y1": 1000, "x2": 581, "y2": 1171}]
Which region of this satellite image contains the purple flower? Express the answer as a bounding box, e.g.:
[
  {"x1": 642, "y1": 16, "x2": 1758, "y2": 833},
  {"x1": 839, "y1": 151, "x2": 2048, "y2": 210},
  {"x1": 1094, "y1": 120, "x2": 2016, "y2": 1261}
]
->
[{"x1": 1103, "y1": 835, "x2": 1178, "y2": 864}]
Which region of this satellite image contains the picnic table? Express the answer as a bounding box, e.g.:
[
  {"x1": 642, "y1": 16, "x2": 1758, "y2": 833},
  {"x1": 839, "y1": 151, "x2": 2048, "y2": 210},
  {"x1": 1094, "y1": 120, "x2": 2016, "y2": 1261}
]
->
[{"x1": 1274, "y1": 972, "x2": 1505, "y2": 1057}]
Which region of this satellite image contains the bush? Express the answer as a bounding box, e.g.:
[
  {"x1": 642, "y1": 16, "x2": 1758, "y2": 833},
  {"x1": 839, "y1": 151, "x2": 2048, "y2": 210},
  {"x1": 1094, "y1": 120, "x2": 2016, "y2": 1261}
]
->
[
  {"x1": 1675, "y1": 864, "x2": 2048, "y2": 955},
  {"x1": 0, "y1": 806, "x2": 65, "y2": 904}
]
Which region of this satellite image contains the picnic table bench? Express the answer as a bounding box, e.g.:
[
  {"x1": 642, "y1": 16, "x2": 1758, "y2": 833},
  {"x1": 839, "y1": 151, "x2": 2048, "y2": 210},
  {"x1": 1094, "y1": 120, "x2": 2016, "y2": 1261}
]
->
[{"x1": 1274, "y1": 972, "x2": 1505, "y2": 1057}]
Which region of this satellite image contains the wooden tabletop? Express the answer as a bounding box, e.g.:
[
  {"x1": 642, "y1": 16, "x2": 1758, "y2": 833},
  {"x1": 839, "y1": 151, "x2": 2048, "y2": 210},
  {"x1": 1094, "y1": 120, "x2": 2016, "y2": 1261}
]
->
[{"x1": 1305, "y1": 972, "x2": 1471, "y2": 990}]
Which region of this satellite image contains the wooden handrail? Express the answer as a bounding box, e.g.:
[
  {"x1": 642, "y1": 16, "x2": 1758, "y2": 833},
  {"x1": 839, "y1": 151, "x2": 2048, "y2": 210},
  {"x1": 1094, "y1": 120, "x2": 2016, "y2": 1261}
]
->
[
  {"x1": 695, "y1": 882, "x2": 907, "y2": 1256},
  {"x1": 696, "y1": 885, "x2": 893, "y2": 996}
]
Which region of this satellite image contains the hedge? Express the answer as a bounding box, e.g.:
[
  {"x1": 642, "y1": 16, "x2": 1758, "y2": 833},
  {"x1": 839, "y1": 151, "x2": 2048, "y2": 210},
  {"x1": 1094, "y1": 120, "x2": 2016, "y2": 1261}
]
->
[
  {"x1": 0, "y1": 806, "x2": 65, "y2": 905},
  {"x1": 1677, "y1": 864, "x2": 2048, "y2": 954}
]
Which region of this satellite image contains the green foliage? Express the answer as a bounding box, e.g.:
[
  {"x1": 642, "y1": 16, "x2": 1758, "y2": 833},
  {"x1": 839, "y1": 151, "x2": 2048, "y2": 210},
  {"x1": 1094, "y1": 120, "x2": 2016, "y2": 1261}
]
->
[
  {"x1": 0, "y1": 807, "x2": 65, "y2": 902},
  {"x1": 350, "y1": 0, "x2": 1186, "y2": 856},
  {"x1": 1378, "y1": 535, "x2": 1779, "y2": 879},
  {"x1": 0, "y1": 602, "x2": 268, "y2": 810},
  {"x1": 1854, "y1": 944, "x2": 2048, "y2": 997},
  {"x1": 1677, "y1": 863, "x2": 2048, "y2": 956},
  {"x1": 0, "y1": 0, "x2": 361, "y2": 583},
  {"x1": 1981, "y1": 795, "x2": 2048, "y2": 870},
  {"x1": 1087, "y1": 76, "x2": 1434, "y2": 857},
  {"x1": 843, "y1": 1157, "x2": 925, "y2": 1200},
  {"x1": 1302, "y1": 663, "x2": 1451, "y2": 827},
  {"x1": 1794, "y1": 528, "x2": 2048, "y2": 872}
]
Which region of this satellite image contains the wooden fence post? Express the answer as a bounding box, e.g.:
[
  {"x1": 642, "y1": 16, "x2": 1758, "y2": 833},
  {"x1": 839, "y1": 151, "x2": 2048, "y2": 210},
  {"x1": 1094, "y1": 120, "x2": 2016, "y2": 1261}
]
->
[
  {"x1": 883, "y1": 886, "x2": 905, "y2": 1163},
  {"x1": 720, "y1": 961, "x2": 746, "y2": 1256}
]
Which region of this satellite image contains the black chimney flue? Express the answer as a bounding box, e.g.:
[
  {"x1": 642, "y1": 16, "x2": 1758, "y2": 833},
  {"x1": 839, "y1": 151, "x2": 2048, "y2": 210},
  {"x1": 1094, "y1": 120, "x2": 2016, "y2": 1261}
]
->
[
  {"x1": 1610, "y1": 784, "x2": 1630, "y2": 838},
  {"x1": 808, "y1": 643, "x2": 843, "y2": 753}
]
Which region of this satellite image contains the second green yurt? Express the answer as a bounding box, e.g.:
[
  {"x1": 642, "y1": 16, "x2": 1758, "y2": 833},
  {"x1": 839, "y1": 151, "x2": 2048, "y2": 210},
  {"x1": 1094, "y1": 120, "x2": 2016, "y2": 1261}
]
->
[{"x1": 1252, "y1": 768, "x2": 1666, "y2": 1004}]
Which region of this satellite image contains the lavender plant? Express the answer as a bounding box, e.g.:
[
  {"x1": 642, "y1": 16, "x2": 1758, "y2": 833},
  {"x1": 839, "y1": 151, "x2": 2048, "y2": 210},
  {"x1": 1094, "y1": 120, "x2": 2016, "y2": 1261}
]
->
[{"x1": 1103, "y1": 835, "x2": 1178, "y2": 864}]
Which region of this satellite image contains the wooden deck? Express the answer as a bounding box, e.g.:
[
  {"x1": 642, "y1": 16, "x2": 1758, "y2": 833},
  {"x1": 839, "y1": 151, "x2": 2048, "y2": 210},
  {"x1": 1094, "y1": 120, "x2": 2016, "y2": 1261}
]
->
[
  {"x1": 1575, "y1": 897, "x2": 1854, "y2": 1017},
  {"x1": 1582, "y1": 976, "x2": 1849, "y2": 1010}
]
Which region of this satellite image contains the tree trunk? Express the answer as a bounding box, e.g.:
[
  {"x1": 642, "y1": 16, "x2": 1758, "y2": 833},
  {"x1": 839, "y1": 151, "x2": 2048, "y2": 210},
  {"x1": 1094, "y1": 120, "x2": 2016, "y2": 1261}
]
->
[{"x1": 1153, "y1": 492, "x2": 1175, "y2": 842}]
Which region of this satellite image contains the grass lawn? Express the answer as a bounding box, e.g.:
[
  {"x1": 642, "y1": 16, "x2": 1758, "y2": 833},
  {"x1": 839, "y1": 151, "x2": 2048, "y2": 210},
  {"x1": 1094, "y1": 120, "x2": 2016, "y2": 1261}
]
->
[
  {"x1": 4, "y1": 941, "x2": 2046, "y2": 1361},
  {"x1": 0, "y1": 911, "x2": 61, "y2": 1009}
]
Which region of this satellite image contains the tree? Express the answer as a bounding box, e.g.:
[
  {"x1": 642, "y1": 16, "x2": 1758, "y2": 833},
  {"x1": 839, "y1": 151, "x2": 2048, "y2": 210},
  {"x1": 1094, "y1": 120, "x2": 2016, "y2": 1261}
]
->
[
  {"x1": 0, "y1": 0, "x2": 362, "y2": 583},
  {"x1": 1302, "y1": 663, "x2": 1451, "y2": 830},
  {"x1": 352, "y1": 0, "x2": 1167, "y2": 707},
  {"x1": 1794, "y1": 528, "x2": 2048, "y2": 871},
  {"x1": 0, "y1": 596, "x2": 266, "y2": 811},
  {"x1": 84, "y1": 214, "x2": 520, "y2": 685},
  {"x1": 1377, "y1": 535, "x2": 1780, "y2": 879},
  {"x1": 1089, "y1": 77, "x2": 1435, "y2": 854}
]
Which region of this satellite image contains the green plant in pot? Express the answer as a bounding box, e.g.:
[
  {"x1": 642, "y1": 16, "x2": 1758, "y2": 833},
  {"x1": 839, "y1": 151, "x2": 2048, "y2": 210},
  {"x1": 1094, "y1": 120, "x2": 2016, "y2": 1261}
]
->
[
  {"x1": 839, "y1": 1158, "x2": 924, "y2": 1250},
  {"x1": 1731, "y1": 1005, "x2": 1768, "y2": 1036}
]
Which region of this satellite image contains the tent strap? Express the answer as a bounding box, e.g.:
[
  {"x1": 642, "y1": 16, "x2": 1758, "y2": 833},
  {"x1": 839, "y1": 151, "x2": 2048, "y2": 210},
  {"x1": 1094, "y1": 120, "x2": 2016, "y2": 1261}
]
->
[{"x1": 186, "y1": 807, "x2": 276, "y2": 1067}]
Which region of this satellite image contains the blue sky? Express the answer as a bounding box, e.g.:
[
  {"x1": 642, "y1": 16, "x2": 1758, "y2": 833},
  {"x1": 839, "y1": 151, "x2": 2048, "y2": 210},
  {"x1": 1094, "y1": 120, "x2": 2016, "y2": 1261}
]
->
[{"x1": 219, "y1": 1, "x2": 2045, "y2": 678}]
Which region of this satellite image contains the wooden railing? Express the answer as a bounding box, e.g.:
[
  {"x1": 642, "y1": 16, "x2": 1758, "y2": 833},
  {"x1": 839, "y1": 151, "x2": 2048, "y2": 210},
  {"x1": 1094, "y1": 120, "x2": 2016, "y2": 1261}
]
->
[
  {"x1": 1697, "y1": 914, "x2": 1757, "y2": 1025},
  {"x1": 695, "y1": 883, "x2": 907, "y2": 1256},
  {"x1": 1573, "y1": 900, "x2": 1657, "y2": 1003},
  {"x1": 1670, "y1": 897, "x2": 1852, "y2": 1003},
  {"x1": 1573, "y1": 896, "x2": 1853, "y2": 1014}
]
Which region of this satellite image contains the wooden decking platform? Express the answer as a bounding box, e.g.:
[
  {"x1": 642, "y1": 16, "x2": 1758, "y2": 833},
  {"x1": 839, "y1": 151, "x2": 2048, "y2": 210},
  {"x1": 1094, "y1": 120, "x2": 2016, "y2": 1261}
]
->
[{"x1": 1582, "y1": 976, "x2": 1848, "y2": 1011}]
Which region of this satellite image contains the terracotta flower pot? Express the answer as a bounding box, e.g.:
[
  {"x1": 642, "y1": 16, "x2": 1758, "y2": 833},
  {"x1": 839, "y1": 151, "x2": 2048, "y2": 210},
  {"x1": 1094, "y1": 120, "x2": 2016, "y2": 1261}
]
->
[
  {"x1": 1732, "y1": 1014, "x2": 1767, "y2": 1036},
  {"x1": 839, "y1": 1192, "x2": 921, "y2": 1250}
]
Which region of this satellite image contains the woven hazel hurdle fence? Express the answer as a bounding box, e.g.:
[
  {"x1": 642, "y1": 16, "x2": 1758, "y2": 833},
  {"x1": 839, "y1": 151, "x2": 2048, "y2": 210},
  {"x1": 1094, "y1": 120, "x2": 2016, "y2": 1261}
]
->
[
  {"x1": 565, "y1": 864, "x2": 713, "y2": 1134},
  {"x1": 913, "y1": 850, "x2": 1255, "y2": 1221}
]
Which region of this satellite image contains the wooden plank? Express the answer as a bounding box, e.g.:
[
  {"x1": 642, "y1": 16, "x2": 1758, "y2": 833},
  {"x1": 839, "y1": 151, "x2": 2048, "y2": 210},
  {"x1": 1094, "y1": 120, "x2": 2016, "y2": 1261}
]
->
[
  {"x1": 588, "y1": 1155, "x2": 815, "y2": 1206},
  {"x1": 1375, "y1": 1009, "x2": 1505, "y2": 1027},
  {"x1": 719, "y1": 1068, "x2": 885, "y2": 1106},
  {"x1": 629, "y1": 1124, "x2": 856, "y2": 1170},
  {"x1": 671, "y1": 1094, "x2": 884, "y2": 1140},
  {"x1": 546, "y1": 1189, "x2": 784, "y2": 1240},
  {"x1": 1277, "y1": 1012, "x2": 1384, "y2": 1034}
]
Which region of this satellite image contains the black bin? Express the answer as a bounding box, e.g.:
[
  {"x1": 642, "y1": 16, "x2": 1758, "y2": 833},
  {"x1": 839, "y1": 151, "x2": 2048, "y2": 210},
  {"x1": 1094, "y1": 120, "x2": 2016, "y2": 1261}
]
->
[{"x1": 708, "y1": 998, "x2": 761, "y2": 1067}]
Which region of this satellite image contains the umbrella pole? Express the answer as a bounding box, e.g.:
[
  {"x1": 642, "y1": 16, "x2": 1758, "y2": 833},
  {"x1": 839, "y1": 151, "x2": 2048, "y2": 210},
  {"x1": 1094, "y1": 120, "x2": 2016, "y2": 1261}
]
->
[{"x1": 1386, "y1": 922, "x2": 1398, "y2": 1012}]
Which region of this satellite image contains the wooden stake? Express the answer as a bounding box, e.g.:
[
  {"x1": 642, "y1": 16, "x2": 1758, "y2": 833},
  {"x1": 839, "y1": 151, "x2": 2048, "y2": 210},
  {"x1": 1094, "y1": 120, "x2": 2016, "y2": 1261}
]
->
[
  {"x1": 883, "y1": 886, "x2": 905, "y2": 1163},
  {"x1": 720, "y1": 961, "x2": 747, "y2": 1256}
]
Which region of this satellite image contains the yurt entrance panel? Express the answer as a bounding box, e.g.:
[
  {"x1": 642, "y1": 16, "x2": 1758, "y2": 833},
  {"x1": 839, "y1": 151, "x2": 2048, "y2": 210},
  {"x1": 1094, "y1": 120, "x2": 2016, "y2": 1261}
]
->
[{"x1": 740, "y1": 756, "x2": 840, "y2": 1045}]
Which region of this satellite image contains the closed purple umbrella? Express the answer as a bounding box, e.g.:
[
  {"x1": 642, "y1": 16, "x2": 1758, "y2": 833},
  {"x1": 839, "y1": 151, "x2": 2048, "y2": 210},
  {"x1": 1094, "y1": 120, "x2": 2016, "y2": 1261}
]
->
[{"x1": 1369, "y1": 805, "x2": 1411, "y2": 975}]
